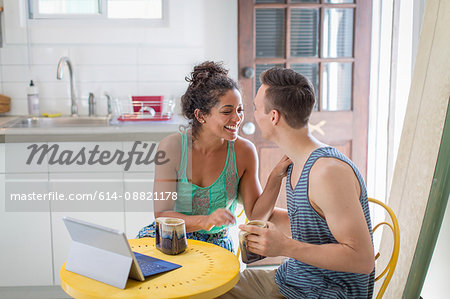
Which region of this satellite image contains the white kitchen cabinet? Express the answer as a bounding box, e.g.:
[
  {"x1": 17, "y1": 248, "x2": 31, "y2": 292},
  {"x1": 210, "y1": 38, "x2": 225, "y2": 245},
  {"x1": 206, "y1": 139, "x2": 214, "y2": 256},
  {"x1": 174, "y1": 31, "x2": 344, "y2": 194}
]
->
[
  {"x1": 48, "y1": 171, "x2": 125, "y2": 213},
  {"x1": 0, "y1": 173, "x2": 53, "y2": 286},
  {"x1": 122, "y1": 141, "x2": 158, "y2": 173},
  {"x1": 0, "y1": 144, "x2": 5, "y2": 173},
  {"x1": 48, "y1": 156, "x2": 126, "y2": 284},
  {"x1": 4, "y1": 142, "x2": 48, "y2": 174},
  {"x1": 122, "y1": 140, "x2": 159, "y2": 238},
  {"x1": 0, "y1": 142, "x2": 54, "y2": 286},
  {"x1": 51, "y1": 210, "x2": 125, "y2": 285},
  {"x1": 0, "y1": 131, "x2": 174, "y2": 287},
  {"x1": 47, "y1": 142, "x2": 125, "y2": 173},
  {"x1": 123, "y1": 171, "x2": 155, "y2": 238}
]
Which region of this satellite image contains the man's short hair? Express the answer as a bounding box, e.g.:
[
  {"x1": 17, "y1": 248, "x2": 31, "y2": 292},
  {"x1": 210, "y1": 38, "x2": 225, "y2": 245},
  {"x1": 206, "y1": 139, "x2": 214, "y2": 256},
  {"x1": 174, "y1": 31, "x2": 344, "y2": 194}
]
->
[{"x1": 260, "y1": 67, "x2": 316, "y2": 128}]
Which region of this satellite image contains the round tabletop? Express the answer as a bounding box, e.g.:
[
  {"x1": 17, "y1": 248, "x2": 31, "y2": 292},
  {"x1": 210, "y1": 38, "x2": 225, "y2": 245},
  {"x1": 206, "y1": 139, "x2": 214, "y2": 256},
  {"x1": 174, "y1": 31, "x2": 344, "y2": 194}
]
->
[{"x1": 60, "y1": 238, "x2": 240, "y2": 299}]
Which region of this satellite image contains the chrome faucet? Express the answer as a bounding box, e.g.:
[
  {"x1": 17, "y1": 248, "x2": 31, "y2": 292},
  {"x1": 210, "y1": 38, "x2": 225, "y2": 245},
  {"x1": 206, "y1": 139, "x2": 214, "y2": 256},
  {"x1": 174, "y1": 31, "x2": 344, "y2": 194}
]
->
[
  {"x1": 88, "y1": 93, "x2": 96, "y2": 116},
  {"x1": 104, "y1": 92, "x2": 113, "y2": 117},
  {"x1": 56, "y1": 57, "x2": 78, "y2": 116}
]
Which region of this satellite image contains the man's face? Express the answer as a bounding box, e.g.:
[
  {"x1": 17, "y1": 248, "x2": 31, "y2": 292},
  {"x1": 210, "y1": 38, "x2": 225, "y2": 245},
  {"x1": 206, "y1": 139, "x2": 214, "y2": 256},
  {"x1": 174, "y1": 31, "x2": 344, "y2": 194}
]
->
[{"x1": 253, "y1": 84, "x2": 272, "y2": 140}]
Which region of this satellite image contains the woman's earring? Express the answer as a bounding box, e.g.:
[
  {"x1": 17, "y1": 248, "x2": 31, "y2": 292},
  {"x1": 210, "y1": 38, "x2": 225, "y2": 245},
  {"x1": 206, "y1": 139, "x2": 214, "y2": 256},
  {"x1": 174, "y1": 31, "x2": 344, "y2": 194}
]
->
[{"x1": 200, "y1": 120, "x2": 205, "y2": 123}]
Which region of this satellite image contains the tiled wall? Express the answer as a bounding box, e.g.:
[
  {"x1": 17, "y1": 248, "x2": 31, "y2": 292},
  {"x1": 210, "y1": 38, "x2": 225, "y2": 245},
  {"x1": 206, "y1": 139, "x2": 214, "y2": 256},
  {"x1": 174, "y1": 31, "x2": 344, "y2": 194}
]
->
[
  {"x1": 1, "y1": 45, "x2": 202, "y2": 116},
  {"x1": 0, "y1": 0, "x2": 238, "y2": 116}
]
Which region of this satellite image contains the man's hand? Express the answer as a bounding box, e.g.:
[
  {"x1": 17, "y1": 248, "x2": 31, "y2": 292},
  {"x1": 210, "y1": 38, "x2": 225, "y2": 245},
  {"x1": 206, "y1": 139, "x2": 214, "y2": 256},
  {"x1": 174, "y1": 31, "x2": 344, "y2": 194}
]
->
[{"x1": 240, "y1": 221, "x2": 290, "y2": 257}]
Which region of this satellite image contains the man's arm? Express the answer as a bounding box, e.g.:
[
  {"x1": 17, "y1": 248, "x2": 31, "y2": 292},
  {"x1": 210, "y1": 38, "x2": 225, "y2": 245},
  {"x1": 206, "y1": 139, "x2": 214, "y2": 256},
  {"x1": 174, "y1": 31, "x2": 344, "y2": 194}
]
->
[{"x1": 244, "y1": 158, "x2": 374, "y2": 274}]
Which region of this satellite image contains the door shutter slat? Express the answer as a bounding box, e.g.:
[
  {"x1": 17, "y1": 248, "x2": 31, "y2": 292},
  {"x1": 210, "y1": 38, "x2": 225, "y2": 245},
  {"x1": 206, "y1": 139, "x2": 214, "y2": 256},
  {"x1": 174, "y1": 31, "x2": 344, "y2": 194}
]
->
[
  {"x1": 322, "y1": 62, "x2": 353, "y2": 111},
  {"x1": 322, "y1": 8, "x2": 354, "y2": 58},
  {"x1": 256, "y1": 9, "x2": 286, "y2": 58},
  {"x1": 290, "y1": 9, "x2": 319, "y2": 57}
]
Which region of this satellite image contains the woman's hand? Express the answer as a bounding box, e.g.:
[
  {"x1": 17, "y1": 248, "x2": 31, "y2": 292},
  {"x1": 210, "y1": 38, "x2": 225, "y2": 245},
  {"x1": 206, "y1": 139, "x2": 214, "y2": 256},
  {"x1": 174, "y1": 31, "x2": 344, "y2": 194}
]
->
[
  {"x1": 205, "y1": 208, "x2": 235, "y2": 230},
  {"x1": 271, "y1": 155, "x2": 292, "y2": 179}
]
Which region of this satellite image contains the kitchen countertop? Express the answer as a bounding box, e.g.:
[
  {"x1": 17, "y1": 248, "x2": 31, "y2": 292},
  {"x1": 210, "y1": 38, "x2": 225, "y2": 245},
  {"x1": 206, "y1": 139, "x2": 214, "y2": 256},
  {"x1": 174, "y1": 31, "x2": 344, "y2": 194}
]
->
[
  {"x1": 0, "y1": 115, "x2": 187, "y2": 143},
  {"x1": 0, "y1": 116, "x2": 18, "y2": 127}
]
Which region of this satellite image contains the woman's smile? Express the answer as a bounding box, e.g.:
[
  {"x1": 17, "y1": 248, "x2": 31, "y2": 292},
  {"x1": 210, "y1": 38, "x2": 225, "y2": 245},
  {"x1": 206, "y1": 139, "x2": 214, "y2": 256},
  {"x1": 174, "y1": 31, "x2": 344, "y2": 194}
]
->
[{"x1": 224, "y1": 124, "x2": 240, "y2": 132}]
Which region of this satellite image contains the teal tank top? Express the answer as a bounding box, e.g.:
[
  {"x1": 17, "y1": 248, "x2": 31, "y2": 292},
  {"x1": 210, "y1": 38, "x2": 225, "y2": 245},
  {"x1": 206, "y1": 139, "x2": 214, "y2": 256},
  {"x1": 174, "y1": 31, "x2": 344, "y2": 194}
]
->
[{"x1": 174, "y1": 132, "x2": 239, "y2": 234}]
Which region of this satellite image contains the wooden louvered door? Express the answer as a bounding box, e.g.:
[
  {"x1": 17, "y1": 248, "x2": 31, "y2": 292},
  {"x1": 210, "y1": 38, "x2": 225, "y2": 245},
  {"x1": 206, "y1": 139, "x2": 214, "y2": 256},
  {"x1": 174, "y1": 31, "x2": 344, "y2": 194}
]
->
[{"x1": 238, "y1": 0, "x2": 372, "y2": 265}]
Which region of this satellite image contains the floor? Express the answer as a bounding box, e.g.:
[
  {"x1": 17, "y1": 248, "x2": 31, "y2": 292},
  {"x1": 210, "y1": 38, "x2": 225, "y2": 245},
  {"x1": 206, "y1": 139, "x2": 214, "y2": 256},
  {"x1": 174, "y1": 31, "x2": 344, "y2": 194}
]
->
[
  {"x1": 0, "y1": 264, "x2": 279, "y2": 299},
  {"x1": 0, "y1": 286, "x2": 71, "y2": 299}
]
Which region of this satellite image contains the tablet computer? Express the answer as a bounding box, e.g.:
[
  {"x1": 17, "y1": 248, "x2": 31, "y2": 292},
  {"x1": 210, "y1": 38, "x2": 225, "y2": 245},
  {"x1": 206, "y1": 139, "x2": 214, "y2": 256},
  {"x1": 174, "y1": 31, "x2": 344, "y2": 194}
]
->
[{"x1": 63, "y1": 217, "x2": 181, "y2": 289}]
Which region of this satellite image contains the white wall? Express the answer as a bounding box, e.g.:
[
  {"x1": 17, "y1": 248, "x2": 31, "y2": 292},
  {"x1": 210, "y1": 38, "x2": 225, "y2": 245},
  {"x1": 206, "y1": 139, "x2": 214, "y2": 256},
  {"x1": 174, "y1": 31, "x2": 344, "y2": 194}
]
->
[
  {"x1": 0, "y1": 0, "x2": 238, "y2": 116},
  {"x1": 421, "y1": 197, "x2": 450, "y2": 298},
  {"x1": 381, "y1": 0, "x2": 450, "y2": 296}
]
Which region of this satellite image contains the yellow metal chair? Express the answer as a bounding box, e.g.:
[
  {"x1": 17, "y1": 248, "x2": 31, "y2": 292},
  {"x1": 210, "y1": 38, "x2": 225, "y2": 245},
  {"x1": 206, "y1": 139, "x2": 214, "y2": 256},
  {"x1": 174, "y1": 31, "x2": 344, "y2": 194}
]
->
[
  {"x1": 234, "y1": 198, "x2": 400, "y2": 298},
  {"x1": 235, "y1": 206, "x2": 247, "y2": 258},
  {"x1": 369, "y1": 197, "x2": 400, "y2": 299}
]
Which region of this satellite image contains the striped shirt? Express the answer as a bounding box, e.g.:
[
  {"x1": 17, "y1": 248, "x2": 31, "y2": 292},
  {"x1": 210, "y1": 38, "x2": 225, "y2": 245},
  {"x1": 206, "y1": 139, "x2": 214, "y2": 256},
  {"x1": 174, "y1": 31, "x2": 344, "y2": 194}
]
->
[{"x1": 275, "y1": 147, "x2": 375, "y2": 298}]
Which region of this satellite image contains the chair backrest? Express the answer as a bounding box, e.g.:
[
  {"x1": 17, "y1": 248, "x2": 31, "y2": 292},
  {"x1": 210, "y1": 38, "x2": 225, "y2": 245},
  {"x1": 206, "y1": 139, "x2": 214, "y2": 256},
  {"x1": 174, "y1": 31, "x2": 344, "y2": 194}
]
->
[
  {"x1": 235, "y1": 206, "x2": 248, "y2": 258},
  {"x1": 369, "y1": 197, "x2": 400, "y2": 299}
]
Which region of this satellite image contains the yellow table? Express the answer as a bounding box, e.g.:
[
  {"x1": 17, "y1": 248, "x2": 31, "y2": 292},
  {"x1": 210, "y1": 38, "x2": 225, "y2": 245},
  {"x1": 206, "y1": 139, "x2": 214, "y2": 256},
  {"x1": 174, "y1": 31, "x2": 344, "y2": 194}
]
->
[{"x1": 60, "y1": 238, "x2": 240, "y2": 299}]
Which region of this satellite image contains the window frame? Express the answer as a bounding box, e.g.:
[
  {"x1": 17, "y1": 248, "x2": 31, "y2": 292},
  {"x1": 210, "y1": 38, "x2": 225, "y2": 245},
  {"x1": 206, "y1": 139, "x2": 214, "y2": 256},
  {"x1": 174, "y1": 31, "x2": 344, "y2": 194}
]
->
[
  {"x1": 28, "y1": 0, "x2": 168, "y2": 25},
  {"x1": 253, "y1": 1, "x2": 357, "y2": 112}
]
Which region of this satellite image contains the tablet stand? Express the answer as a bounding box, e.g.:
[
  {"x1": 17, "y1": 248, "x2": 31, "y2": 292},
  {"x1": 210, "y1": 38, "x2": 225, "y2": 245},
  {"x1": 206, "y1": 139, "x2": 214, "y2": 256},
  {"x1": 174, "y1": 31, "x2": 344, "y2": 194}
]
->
[{"x1": 65, "y1": 241, "x2": 132, "y2": 289}]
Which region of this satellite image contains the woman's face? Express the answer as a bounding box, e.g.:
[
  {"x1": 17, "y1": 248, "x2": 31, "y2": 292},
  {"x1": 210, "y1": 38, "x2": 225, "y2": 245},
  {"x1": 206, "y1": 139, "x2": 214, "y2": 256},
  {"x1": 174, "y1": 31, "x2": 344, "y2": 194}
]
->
[{"x1": 203, "y1": 88, "x2": 244, "y2": 141}]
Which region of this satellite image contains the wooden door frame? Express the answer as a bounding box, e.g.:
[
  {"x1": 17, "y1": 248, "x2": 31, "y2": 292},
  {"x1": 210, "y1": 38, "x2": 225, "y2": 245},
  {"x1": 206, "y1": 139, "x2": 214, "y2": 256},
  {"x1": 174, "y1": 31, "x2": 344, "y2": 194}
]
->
[
  {"x1": 238, "y1": 0, "x2": 256, "y2": 141},
  {"x1": 352, "y1": 0, "x2": 372, "y2": 178},
  {"x1": 238, "y1": 0, "x2": 372, "y2": 179}
]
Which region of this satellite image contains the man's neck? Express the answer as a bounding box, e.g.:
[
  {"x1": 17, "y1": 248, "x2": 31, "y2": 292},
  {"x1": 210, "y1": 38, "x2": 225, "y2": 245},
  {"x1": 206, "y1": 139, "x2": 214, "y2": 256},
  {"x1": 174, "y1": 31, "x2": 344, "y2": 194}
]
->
[{"x1": 274, "y1": 126, "x2": 326, "y2": 166}]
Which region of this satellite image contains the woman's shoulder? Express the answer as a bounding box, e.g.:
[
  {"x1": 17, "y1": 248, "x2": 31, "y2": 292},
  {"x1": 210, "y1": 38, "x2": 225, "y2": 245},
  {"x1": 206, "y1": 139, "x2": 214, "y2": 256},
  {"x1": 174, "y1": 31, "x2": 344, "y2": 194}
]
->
[
  {"x1": 156, "y1": 133, "x2": 184, "y2": 169},
  {"x1": 157, "y1": 133, "x2": 183, "y2": 157},
  {"x1": 232, "y1": 136, "x2": 258, "y2": 176},
  {"x1": 234, "y1": 135, "x2": 255, "y2": 149},
  {"x1": 159, "y1": 133, "x2": 182, "y2": 148},
  {"x1": 233, "y1": 136, "x2": 257, "y2": 158}
]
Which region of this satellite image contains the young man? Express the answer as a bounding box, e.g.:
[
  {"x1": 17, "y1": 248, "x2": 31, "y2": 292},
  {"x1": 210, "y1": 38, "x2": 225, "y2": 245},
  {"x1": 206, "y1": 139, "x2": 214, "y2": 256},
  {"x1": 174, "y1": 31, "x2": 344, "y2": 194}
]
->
[{"x1": 221, "y1": 68, "x2": 375, "y2": 298}]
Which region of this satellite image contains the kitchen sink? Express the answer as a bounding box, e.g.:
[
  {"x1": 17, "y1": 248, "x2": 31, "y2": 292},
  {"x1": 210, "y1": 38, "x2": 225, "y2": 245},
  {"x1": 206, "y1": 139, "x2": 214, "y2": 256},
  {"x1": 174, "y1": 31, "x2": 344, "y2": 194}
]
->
[{"x1": 6, "y1": 116, "x2": 111, "y2": 128}]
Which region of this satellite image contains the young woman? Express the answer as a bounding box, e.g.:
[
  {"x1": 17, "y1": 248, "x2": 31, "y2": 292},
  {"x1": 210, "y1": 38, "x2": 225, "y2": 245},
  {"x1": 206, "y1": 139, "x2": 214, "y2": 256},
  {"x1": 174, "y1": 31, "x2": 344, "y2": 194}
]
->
[{"x1": 137, "y1": 61, "x2": 289, "y2": 252}]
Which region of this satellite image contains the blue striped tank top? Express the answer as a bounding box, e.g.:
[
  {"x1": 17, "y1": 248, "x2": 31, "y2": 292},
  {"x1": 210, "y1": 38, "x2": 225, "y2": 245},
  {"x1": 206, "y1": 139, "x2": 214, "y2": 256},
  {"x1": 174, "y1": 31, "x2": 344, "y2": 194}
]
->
[{"x1": 275, "y1": 147, "x2": 375, "y2": 299}]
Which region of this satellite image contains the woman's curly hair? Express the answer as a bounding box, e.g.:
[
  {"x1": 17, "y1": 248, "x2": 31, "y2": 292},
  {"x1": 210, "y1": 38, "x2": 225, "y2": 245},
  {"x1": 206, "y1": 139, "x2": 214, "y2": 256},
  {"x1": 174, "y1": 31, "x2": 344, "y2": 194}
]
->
[{"x1": 181, "y1": 61, "x2": 239, "y2": 137}]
